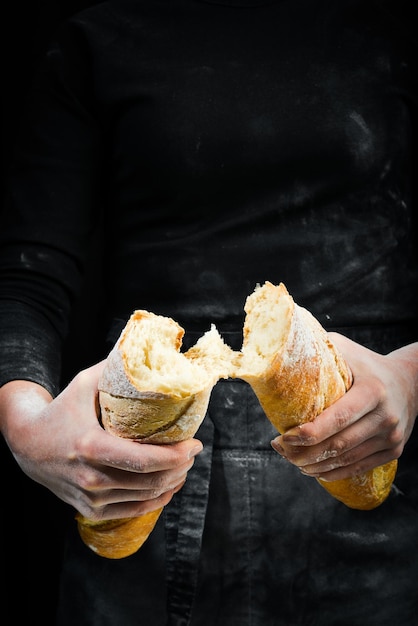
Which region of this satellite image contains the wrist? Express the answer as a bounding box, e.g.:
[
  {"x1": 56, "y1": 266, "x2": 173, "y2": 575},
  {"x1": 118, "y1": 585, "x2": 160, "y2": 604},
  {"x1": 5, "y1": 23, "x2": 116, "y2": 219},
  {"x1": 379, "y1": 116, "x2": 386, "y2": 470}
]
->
[
  {"x1": 388, "y1": 342, "x2": 418, "y2": 418},
  {"x1": 0, "y1": 380, "x2": 53, "y2": 437}
]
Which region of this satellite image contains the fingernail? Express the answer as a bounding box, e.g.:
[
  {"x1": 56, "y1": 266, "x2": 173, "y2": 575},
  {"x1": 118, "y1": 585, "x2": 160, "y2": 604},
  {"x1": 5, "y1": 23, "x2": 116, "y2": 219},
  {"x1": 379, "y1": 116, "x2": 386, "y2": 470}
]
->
[
  {"x1": 299, "y1": 467, "x2": 313, "y2": 475},
  {"x1": 188, "y1": 444, "x2": 203, "y2": 459},
  {"x1": 282, "y1": 435, "x2": 304, "y2": 445},
  {"x1": 300, "y1": 470, "x2": 316, "y2": 478},
  {"x1": 282, "y1": 434, "x2": 315, "y2": 446},
  {"x1": 271, "y1": 440, "x2": 286, "y2": 456}
]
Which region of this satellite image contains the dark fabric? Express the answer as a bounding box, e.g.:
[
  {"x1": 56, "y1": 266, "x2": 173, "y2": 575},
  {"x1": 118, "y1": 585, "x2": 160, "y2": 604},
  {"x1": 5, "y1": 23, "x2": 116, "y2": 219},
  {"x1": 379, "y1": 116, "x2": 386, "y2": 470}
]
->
[{"x1": 1, "y1": 1, "x2": 417, "y2": 624}]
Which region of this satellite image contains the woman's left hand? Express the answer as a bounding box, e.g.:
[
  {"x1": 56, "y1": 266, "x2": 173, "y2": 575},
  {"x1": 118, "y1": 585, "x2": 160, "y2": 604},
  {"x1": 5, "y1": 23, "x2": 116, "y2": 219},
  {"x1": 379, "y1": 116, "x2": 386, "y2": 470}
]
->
[{"x1": 271, "y1": 336, "x2": 418, "y2": 481}]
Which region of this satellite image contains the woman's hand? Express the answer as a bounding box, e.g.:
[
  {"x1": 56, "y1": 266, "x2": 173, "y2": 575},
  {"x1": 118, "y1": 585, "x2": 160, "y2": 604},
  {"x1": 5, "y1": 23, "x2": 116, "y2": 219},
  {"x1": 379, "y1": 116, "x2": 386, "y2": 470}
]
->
[
  {"x1": 271, "y1": 336, "x2": 418, "y2": 481},
  {"x1": 0, "y1": 362, "x2": 203, "y2": 521}
]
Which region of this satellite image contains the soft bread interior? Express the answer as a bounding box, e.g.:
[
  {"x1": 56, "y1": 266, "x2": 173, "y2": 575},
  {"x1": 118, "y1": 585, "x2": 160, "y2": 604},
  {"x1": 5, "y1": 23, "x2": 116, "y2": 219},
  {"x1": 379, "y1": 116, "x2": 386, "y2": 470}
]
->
[
  {"x1": 238, "y1": 281, "x2": 293, "y2": 375},
  {"x1": 185, "y1": 324, "x2": 238, "y2": 377},
  {"x1": 121, "y1": 311, "x2": 209, "y2": 396},
  {"x1": 98, "y1": 312, "x2": 238, "y2": 441}
]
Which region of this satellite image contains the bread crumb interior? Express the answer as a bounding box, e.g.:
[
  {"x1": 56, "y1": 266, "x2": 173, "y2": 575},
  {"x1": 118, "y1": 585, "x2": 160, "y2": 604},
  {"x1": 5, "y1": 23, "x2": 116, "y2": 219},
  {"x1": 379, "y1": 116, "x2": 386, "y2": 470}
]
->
[
  {"x1": 239, "y1": 282, "x2": 292, "y2": 374},
  {"x1": 123, "y1": 315, "x2": 234, "y2": 395}
]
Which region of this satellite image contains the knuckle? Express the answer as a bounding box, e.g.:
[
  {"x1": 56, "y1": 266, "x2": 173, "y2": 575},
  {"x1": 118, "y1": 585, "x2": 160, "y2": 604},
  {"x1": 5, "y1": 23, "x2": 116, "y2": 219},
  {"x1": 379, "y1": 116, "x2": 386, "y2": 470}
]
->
[
  {"x1": 77, "y1": 467, "x2": 103, "y2": 492},
  {"x1": 147, "y1": 473, "x2": 165, "y2": 492},
  {"x1": 297, "y1": 422, "x2": 317, "y2": 443},
  {"x1": 386, "y1": 425, "x2": 403, "y2": 448},
  {"x1": 368, "y1": 376, "x2": 387, "y2": 402},
  {"x1": 350, "y1": 462, "x2": 369, "y2": 477},
  {"x1": 338, "y1": 448, "x2": 359, "y2": 467},
  {"x1": 150, "y1": 487, "x2": 165, "y2": 499},
  {"x1": 133, "y1": 497, "x2": 167, "y2": 517},
  {"x1": 392, "y1": 443, "x2": 404, "y2": 460},
  {"x1": 387, "y1": 430, "x2": 404, "y2": 458},
  {"x1": 381, "y1": 411, "x2": 399, "y2": 432},
  {"x1": 331, "y1": 436, "x2": 350, "y2": 456},
  {"x1": 332, "y1": 407, "x2": 354, "y2": 431},
  {"x1": 71, "y1": 368, "x2": 92, "y2": 393},
  {"x1": 72, "y1": 429, "x2": 99, "y2": 462},
  {"x1": 81, "y1": 506, "x2": 107, "y2": 522}
]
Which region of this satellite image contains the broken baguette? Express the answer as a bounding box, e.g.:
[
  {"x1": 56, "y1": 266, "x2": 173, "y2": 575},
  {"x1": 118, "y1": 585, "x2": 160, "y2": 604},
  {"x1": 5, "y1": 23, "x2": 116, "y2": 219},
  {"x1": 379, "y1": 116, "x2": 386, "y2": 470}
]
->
[
  {"x1": 76, "y1": 311, "x2": 236, "y2": 558},
  {"x1": 234, "y1": 281, "x2": 397, "y2": 510},
  {"x1": 77, "y1": 282, "x2": 398, "y2": 559}
]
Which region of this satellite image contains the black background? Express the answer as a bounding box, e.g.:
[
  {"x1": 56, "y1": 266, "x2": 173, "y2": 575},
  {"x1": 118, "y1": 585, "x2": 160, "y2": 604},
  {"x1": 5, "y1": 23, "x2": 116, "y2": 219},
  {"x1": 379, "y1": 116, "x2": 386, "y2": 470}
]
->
[{"x1": 2, "y1": 2, "x2": 103, "y2": 623}]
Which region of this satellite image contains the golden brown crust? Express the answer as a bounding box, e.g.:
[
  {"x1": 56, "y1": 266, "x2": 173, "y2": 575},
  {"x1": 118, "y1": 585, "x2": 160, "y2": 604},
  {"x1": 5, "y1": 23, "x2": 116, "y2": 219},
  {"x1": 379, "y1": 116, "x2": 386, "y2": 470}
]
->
[
  {"x1": 76, "y1": 508, "x2": 163, "y2": 559},
  {"x1": 99, "y1": 385, "x2": 213, "y2": 443},
  {"x1": 317, "y1": 460, "x2": 398, "y2": 510}
]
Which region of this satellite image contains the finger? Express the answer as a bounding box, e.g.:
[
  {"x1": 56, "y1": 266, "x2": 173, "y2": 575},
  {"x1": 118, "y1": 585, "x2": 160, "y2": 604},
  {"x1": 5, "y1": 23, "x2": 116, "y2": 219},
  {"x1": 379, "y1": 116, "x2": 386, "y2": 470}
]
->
[
  {"x1": 79, "y1": 457, "x2": 196, "y2": 501},
  {"x1": 54, "y1": 361, "x2": 107, "y2": 428},
  {"x1": 301, "y1": 448, "x2": 398, "y2": 482},
  {"x1": 276, "y1": 402, "x2": 393, "y2": 465},
  {"x1": 70, "y1": 360, "x2": 107, "y2": 404},
  {"x1": 281, "y1": 375, "x2": 381, "y2": 447},
  {"x1": 79, "y1": 433, "x2": 203, "y2": 474},
  {"x1": 297, "y1": 432, "x2": 389, "y2": 473},
  {"x1": 89, "y1": 479, "x2": 187, "y2": 506},
  {"x1": 79, "y1": 485, "x2": 182, "y2": 521}
]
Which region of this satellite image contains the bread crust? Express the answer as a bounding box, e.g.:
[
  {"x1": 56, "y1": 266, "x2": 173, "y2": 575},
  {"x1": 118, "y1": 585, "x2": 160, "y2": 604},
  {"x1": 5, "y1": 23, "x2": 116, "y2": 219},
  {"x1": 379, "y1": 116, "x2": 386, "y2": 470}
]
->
[
  {"x1": 317, "y1": 461, "x2": 398, "y2": 510},
  {"x1": 98, "y1": 386, "x2": 213, "y2": 443},
  {"x1": 76, "y1": 508, "x2": 163, "y2": 559}
]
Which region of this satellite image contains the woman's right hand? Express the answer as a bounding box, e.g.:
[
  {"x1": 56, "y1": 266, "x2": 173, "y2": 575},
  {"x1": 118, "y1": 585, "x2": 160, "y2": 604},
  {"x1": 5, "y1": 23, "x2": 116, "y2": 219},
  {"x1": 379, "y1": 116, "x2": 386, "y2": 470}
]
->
[{"x1": 0, "y1": 362, "x2": 203, "y2": 521}]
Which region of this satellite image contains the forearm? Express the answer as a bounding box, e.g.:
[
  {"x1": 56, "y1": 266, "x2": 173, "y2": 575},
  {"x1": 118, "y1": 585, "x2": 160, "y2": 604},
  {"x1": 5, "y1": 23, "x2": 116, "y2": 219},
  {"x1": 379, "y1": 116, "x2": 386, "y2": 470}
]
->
[{"x1": 387, "y1": 341, "x2": 418, "y2": 422}]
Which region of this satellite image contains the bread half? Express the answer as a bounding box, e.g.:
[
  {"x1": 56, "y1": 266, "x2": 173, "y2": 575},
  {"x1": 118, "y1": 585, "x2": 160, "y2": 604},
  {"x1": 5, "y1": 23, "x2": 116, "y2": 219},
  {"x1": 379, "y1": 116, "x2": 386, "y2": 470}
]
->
[
  {"x1": 98, "y1": 310, "x2": 235, "y2": 442},
  {"x1": 77, "y1": 311, "x2": 236, "y2": 558},
  {"x1": 234, "y1": 281, "x2": 397, "y2": 510}
]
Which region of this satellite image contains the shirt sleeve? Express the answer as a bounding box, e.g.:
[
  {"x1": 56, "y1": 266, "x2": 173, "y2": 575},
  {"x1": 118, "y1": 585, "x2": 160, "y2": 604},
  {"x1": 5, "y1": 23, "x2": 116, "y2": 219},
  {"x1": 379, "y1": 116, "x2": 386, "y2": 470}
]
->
[{"x1": 0, "y1": 20, "x2": 104, "y2": 396}]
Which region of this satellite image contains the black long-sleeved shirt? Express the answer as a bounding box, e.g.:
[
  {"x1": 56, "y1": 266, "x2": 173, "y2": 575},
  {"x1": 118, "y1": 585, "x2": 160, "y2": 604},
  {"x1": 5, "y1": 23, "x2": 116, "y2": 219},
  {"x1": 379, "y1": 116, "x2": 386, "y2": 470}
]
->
[{"x1": 1, "y1": 0, "x2": 417, "y2": 398}]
